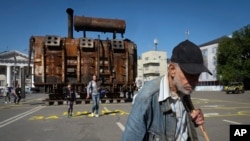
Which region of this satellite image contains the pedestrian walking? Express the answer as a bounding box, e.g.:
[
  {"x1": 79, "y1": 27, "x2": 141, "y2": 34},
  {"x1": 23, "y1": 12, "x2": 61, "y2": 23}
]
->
[
  {"x1": 121, "y1": 40, "x2": 212, "y2": 141},
  {"x1": 3, "y1": 84, "x2": 11, "y2": 104},
  {"x1": 86, "y1": 74, "x2": 101, "y2": 117},
  {"x1": 132, "y1": 80, "x2": 142, "y2": 105},
  {"x1": 13, "y1": 84, "x2": 21, "y2": 104},
  {"x1": 65, "y1": 84, "x2": 76, "y2": 118}
]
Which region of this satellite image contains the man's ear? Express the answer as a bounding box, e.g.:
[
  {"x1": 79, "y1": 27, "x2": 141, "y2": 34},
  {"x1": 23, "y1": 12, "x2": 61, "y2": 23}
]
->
[{"x1": 168, "y1": 63, "x2": 177, "y2": 78}]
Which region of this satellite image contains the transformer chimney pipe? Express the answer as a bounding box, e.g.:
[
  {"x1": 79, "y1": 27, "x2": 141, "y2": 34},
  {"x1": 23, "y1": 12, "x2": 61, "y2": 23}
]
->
[{"x1": 66, "y1": 8, "x2": 74, "y2": 39}]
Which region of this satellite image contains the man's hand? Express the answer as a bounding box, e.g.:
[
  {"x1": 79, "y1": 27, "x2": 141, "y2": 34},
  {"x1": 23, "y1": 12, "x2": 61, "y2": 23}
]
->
[{"x1": 190, "y1": 109, "x2": 204, "y2": 126}]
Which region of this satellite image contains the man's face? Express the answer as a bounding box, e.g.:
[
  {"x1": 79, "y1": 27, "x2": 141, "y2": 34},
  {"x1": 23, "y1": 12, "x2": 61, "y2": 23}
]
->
[{"x1": 173, "y1": 65, "x2": 200, "y2": 95}]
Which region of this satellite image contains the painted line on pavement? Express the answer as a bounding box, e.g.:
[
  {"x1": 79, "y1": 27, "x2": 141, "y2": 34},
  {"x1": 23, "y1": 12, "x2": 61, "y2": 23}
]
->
[
  {"x1": 201, "y1": 105, "x2": 221, "y2": 108},
  {"x1": 104, "y1": 106, "x2": 126, "y2": 132},
  {"x1": 223, "y1": 119, "x2": 241, "y2": 124},
  {"x1": 116, "y1": 122, "x2": 125, "y2": 132},
  {"x1": 204, "y1": 113, "x2": 219, "y2": 117},
  {"x1": 0, "y1": 105, "x2": 45, "y2": 128}
]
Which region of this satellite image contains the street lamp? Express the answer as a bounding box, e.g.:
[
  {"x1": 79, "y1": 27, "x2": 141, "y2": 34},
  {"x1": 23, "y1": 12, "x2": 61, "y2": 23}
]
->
[
  {"x1": 154, "y1": 38, "x2": 158, "y2": 51},
  {"x1": 185, "y1": 30, "x2": 190, "y2": 40},
  {"x1": 219, "y1": 75, "x2": 222, "y2": 91}
]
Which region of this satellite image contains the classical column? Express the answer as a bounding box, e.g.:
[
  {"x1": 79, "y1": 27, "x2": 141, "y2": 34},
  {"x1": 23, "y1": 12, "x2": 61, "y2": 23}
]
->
[
  {"x1": 19, "y1": 66, "x2": 24, "y2": 85},
  {"x1": 6, "y1": 65, "x2": 11, "y2": 86},
  {"x1": 16, "y1": 66, "x2": 21, "y2": 85}
]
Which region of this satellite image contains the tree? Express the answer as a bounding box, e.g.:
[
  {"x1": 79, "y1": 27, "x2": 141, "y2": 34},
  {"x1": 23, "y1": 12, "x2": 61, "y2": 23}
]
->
[{"x1": 217, "y1": 25, "x2": 250, "y2": 87}]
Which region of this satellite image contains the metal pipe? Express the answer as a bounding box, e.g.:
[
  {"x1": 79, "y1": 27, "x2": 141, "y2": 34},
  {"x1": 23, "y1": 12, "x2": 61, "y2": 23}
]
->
[
  {"x1": 74, "y1": 16, "x2": 126, "y2": 34},
  {"x1": 66, "y1": 8, "x2": 74, "y2": 39}
]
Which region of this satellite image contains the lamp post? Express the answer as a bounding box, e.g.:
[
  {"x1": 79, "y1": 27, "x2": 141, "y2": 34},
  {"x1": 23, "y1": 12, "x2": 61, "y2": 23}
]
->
[
  {"x1": 185, "y1": 30, "x2": 190, "y2": 40},
  {"x1": 154, "y1": 38, "x2": 158, "y2": 51},
  {"x1": 219, "y1": 75, "x2": 222, "y2": 90}
]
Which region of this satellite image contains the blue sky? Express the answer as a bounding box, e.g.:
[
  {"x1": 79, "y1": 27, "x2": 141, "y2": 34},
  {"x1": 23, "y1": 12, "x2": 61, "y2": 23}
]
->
[{"x1": 0, "y1": 0, "x2": 249, "y2": 57}]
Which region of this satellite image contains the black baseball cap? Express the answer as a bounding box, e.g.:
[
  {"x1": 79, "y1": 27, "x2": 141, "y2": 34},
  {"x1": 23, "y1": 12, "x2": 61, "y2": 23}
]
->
[{"x1": 171, "y1": 40, "x2": 212, "y2": 75}]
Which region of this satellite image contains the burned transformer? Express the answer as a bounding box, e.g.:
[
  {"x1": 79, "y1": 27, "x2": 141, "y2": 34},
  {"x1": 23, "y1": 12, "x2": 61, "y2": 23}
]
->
[{"x1": 28, "y1": 8, "x2": 137, "y2": 103}]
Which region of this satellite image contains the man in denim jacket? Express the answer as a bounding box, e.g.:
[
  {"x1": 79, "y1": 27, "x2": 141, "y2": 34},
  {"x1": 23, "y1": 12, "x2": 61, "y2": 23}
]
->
[{"x1": 121, "y1": 40, "x2": 212, "y2": 141}]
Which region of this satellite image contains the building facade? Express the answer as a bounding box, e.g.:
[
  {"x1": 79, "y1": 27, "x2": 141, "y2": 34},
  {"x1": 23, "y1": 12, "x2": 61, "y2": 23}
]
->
[
  {"x1": 137, "y1": 50, "x2": 168, "y2": 85},
  {"x1": 0, "y1": 50, "x2": 33, "y2": 88},
  {"x1": 196, "y1": 36, "x2": 229, "y2": 91}
]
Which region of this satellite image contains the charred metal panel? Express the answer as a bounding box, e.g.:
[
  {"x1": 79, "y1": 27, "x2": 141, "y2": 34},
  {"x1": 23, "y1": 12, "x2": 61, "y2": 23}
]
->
[
  {"x1": 113, "y1": 53, "x2": 126, "y2": 84},
  {"x1": 65, "y1": 38, "x2": 79, "y2": 56},
  {"x1": 126, "y1": 41, "x2": 137, "y2": 85},
  {"x1": 98, "y1": 40, "x2": 111, "y2": 84},
  {"x1": 79, "y1": 41, "x2": 97, "y2": 83},
  {"x1": 31, "y1": 36, "x2": 137, "y2": 98},
  {"x1": 32, "y1": 36, "x2": 45, "y2": 84},
  {"x1": 65, "y1": 38, "x2": 79, "y2": 83},
  {"x1": 45, "y1": 51, "x2": 63, "y2": 83}
]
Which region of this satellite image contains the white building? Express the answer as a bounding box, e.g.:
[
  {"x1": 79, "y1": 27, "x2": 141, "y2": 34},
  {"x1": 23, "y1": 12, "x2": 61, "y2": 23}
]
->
[
  {"x1": 137, "y1": 50, "x2": 168, "y2": 85},
  {"x1": 0, "y1": 50, "x2": 34, "y2": 88},
  {"x1": 136, "y1": 36, "x2": 228, "y2": 91},
  {"x1": 196, "y1": 36, "x2": 229, "y2": 91}
]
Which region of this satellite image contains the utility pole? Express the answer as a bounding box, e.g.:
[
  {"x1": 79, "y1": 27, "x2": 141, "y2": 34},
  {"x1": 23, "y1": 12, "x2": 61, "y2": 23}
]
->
[{"x1": 21, "y1": 67, "x2": 26, "y2": 100}]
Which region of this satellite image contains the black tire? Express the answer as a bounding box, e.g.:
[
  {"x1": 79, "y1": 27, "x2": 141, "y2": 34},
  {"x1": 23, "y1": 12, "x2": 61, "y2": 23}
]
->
[{"x1": 235, "y1": 89, "x2": 239, "y2": 94}]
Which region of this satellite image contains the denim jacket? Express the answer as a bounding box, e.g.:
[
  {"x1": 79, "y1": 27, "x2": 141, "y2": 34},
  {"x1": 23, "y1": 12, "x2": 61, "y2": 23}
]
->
[{"x1": 121, "y1": 77, "x2": 199, "y2": 141}]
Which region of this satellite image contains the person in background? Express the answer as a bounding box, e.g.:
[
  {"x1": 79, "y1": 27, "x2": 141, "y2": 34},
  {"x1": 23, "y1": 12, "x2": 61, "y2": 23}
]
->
[
  {"x1": 132, "y1": 80, "x2": 142, "y2": 105},
  {"x1": 121, "y1": 40, "x2": 212, "y2": 141},
  {"x1": 86, "y1": 74, "x2": 101, "y2": 117},
  {"x1": 4, "y1": 84, "x2": 11, "y2": 104},
  {"x1": 14, "y1": 84, "x2": 21, "y2": 104},
  {"x1": 66, "y1": 84, "x2": 76, "y2": 118}
]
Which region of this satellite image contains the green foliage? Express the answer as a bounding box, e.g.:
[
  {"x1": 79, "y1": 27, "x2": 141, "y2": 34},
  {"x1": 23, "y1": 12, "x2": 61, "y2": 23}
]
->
[{"x1": 217, "y1": 25, "x2": 250, "y2": 84}]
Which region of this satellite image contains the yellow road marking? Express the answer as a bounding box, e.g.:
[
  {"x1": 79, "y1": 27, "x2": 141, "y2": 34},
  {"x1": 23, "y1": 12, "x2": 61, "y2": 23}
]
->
[
  {"x1": 45, "y1": 116, "x2": 59, "y2": 119},
  {"x1": 29, "y1": 116, "x2": 44, "y2": 120}
]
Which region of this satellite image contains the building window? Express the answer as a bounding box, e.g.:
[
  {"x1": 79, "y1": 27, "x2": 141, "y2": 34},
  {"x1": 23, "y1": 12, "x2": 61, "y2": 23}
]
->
[
  {"x1": 213, "y1": 70, "x2": 216, "y2": 78},
  {"x1": 145, "y1": 57, "x2": 149, "y2": 61},
  {"x1": 202, "y1": 49, "x2": 207, "y2": 56},
  {"x1": 213, "y1": 56, "x2": 217, "y2": 66},
  {"x1": 212, "y1": 47, "x2": 217, "y2": 54},
  {"x1": 202, "y1": 49, "x2": 208, "y2": 67},
  {"x1": 0, "y1": 80, "x2": 4, "y2": 87},
  {"x1": 199, "y1": 74, "x2": 203, "y2": 80},
  {"x1": 0, "y1": 66, "x2": 6, "y2": 74}
]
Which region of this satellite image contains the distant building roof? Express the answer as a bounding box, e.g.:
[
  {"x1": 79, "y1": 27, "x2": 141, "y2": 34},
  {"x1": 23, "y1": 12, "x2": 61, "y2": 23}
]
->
[
  {"x1": 0, "y1": 50, "x2": 30, "y2": 64},
  {"x1": 199, "y1": 35, "x2": 230, "y2": 47},
  {"x1": 0, "y1": 50, "x2": 28, "y2": 59}
]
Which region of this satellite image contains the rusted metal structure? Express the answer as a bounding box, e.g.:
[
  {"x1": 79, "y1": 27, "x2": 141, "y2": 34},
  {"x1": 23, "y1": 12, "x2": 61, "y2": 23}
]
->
[{"x1": 28, "y1": 8, "x2": 137, "y2": 102}]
